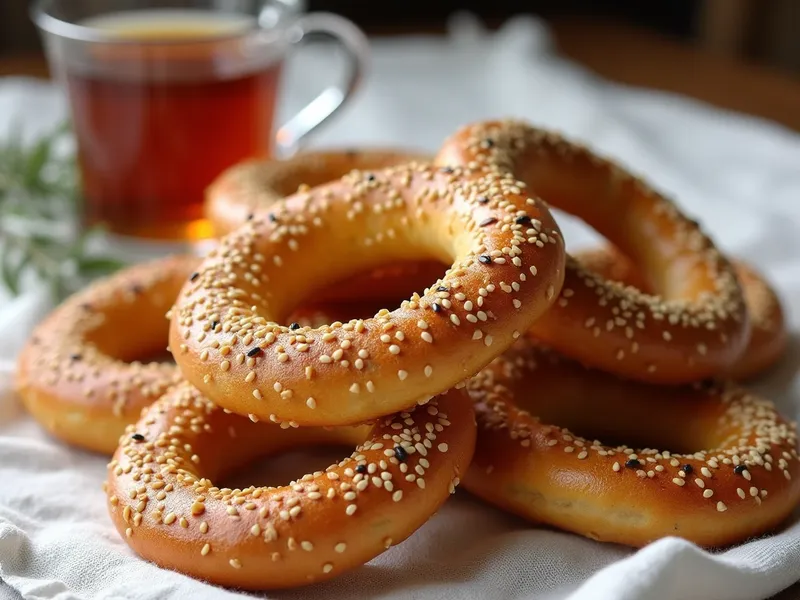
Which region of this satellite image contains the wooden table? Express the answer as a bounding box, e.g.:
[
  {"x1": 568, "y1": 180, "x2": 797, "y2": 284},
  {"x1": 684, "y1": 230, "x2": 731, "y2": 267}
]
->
[{"x1": 2, "y1": 17, "x2": 800, "y2": 134}]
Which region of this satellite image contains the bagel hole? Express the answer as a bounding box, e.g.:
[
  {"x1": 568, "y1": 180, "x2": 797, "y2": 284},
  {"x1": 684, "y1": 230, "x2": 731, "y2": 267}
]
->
[
  {"x1": 85, "y1": 301, "x2": 177, "y2": 365},
  {"x1": 136, "y1": 348, "x2": 176, "y2": 365},
  {"x1": 533, "y1": 401, "x2": 705, "y2": 455},
  {"x1": 286, "y1": 260, "x2": 450, "y2": 325},
  {"x1": 88, "y1": 339, "x2": 176, "y2": 366},
  {"x1": 511, "y1": 377, "x2": 720, "y2": 455},
  {"x1": 219, "y1": 446, "x2": 349, "y2": 490}
]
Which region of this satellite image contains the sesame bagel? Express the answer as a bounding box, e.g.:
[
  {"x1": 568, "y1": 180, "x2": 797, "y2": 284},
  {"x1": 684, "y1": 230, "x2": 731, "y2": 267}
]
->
[
  {"x1": 15, "y1": 255, "x2": 196, "y2": 454},
  {"x1": 204, "y1": 149, "x2": 444, "y2": 304},
  {"x1": 169, "y1": 163, "x2": 566, "y2": 427},
  {"x1": 464, "y1": 340, "x2": 800, "y2": 548},
  {"x1": 575, "y1": 246, "x2": 789, "y2": 381},
  {"x1": 436, "y1": 120, "x2": 750, "y2": 384},
  {"x1": 106, "y1": 383, "x2": 475, "y2": 590}
]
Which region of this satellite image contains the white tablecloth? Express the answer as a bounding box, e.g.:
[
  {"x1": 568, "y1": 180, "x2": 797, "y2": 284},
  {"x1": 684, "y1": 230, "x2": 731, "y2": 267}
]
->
[{"x1": 2, "y1": 13, "x2": 800, "y2": 600}]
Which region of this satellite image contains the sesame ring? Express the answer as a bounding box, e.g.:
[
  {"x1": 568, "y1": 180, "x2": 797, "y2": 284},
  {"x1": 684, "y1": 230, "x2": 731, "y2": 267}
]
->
[
  {"x1": 436, "y1": 120, "x2": 750, "y2": 384},
  {"x1": 170, "y1": 163, "x2": 566, "y2": 426},
  {"x1": 205, "y1": 149, "x2": 443, "y2": 304},
  {"x1": 575, "y1": 246, "x2": 789, "y2": 381},
  {"x1": 464, "y1": 340, "x2": 800, "y2": 548},
  {"x1": 106, "y1": 383, "x2": 475, "y2": 590},
  {"x1": 15, "y1": 255, "x2": 195, "y2": 454}
]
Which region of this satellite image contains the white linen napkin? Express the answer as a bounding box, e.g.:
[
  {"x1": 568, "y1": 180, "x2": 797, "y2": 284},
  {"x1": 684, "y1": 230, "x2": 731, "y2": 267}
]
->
[{"x1": 2, "y1": 13, "x2": 800, "y2": 600}]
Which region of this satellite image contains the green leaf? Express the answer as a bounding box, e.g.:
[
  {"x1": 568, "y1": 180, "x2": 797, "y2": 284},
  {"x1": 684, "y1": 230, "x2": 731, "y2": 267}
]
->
[
  {"x1": 0, "y1": 250, "x2": 26, "y2": 296},
  {"x1": 25, "y1": 138, "x2": 52, "y2": 190},
  {"x1": 76, "y1": 256, "x2": 125, "y2": 277},
  {"x1": 0, "y1": 119, "x2": 125, "y2": 301}
]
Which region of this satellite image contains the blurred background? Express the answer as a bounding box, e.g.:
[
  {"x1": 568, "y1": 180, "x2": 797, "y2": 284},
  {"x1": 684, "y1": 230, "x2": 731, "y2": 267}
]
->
[
  {"x1": 2, "y1": 0, "x2": 799, "y2": 70},
  {"x1": 2, "y1": 0, "x2": 799, "y2": 133},
  {"x1": 2, "y1": 0, "x2": 800, "y2": 68}
]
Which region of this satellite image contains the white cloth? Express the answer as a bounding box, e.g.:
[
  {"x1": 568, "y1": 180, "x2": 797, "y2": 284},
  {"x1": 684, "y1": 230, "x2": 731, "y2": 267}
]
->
[{"x1": 2, "y1": 13, "x2": 800, "y2": 600}]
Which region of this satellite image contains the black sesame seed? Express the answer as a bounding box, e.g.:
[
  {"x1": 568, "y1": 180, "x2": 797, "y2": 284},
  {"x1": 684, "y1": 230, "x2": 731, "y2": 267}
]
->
[
  {"x1": 289, "y1": 322, "x2": 301, "y2": 330},
  {"x1": 247, "y1": 347, "x2": 262, "y2": 357},
  {"x1": 734, "y1": 465, "x2": 748, "y2": 475},
  {"x1": 625, "y1": 459, "x2": 641, "y2": 469},
  {"x1": 478, "y1": 255, "x2": 492, "y2": 264},
  {"x1": 477, "y1": 196, "x2": 490, "y2": 204},
  {"x1": 70, "y1": 353, "x2": 82, "y2": 361},
  {"x1": 483, "y1": 138, "x2": 495, "y2": 147},
  {"x1": 515, "y1": 215, "x2": 532, "y2": 225},
  {"x1": 211, "y1": 320, "x2": 219, "y2": 330},
  {"x1": 355, "y1": 464, "x2": 367, "y2": 474},
  {"x1": 432, "y1": 303, "x2": 442, "y2": 313},
  {"x1": 479, "y1": 217, "x2": 498, "y2": 227},
  {"x1": 246, "y1": 213, "x2": 254, "y2": 221},
  {"x1": 681, "y1": 464, "x2": 693, "y2": 474},
  {"x1": 190, "y1": 272, "x2": 199, "y2": 282},
  {"x1": 268, "y1": 213, "x2": 278, "y2": 223},
  {"x1": 366, "y1": 173, "x2": 376, "y2": 181},
  {"x1": 439, "y1": 166, "x2": 454, "y2": 174},
  {"x1": 393, "y1": 445, "x2": 408, "y2": 462},
  {"x1": 131, "y1": 433, "x2": 145, "y2": 442},
  {"x1": 436, "y1": 286, "x2": 448, "y2": 292}
]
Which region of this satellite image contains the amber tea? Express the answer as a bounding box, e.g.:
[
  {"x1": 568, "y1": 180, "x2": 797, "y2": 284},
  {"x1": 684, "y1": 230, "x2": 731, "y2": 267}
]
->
[
  {"x1": 61, "y1": 11, "x2": 278, "y2": 240},
  {"x1": 34, "y1": 1, "x2": 368, "y2": 245}
]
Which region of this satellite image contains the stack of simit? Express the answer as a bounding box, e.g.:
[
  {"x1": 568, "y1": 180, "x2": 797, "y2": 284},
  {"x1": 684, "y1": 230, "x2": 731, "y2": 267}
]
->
[{"x1": 15, "y1": 119, "x2": 798, "y2": 591}]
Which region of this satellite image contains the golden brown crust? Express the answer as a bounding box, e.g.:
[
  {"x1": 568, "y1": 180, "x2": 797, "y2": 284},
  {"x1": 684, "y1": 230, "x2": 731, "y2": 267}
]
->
[
  {"x1": 205, "y1": 149, "x2": 431, "y2": 237},
  {"x1": 436, "y1": 120, "x2": 750, "y2": 384},
  {"x1": 464, "y1": 340, "x2": 800, "y2": 548},
  {"x1": 106, "y1": 383, "x2": 475, "y2": 589},
  {"x1": 170, "y1": 163, "x2": 567, "y2": 426},
  {"x1": 15, "y1": 255, "x2": 197, "y2": 453},
  {"x1": 575, "y1": 246, "x2": 788, "y2": 380}
]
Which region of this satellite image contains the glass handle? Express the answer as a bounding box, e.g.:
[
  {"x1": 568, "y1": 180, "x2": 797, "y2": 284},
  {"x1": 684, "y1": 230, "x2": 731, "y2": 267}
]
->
[{"x1": 274, "y1": 13, "x2": 369, "y2": 158}]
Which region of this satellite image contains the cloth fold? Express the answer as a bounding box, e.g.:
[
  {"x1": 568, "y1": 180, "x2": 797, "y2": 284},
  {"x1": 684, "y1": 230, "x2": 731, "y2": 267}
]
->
[{"x1": 2, "y1": 13, "x2": 800, "y2": 600}]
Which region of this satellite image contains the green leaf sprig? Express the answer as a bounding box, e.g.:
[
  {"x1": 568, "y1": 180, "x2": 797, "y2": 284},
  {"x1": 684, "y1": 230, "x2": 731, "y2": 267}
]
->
[{"x1": 0, "y1": 121, "x2": 123, "y2": 301}]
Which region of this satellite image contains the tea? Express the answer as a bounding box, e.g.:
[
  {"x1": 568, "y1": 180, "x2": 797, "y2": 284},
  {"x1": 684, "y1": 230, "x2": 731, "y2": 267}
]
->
[{"x1": 64, "y1": 10, "x2": 282, "y2": 240}]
